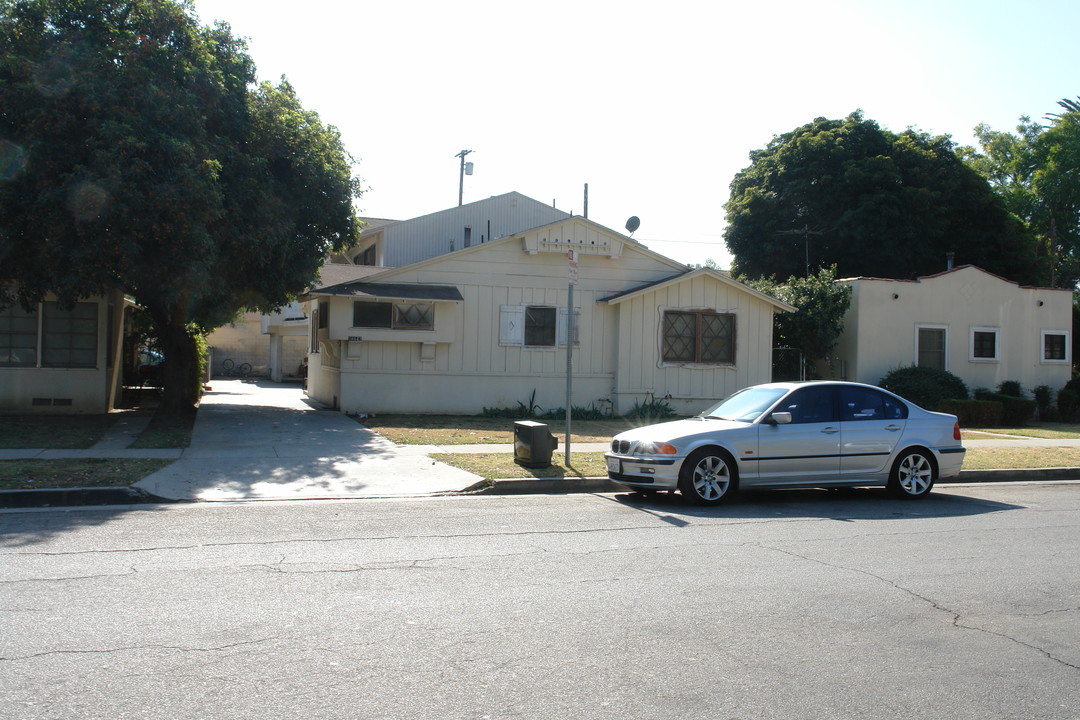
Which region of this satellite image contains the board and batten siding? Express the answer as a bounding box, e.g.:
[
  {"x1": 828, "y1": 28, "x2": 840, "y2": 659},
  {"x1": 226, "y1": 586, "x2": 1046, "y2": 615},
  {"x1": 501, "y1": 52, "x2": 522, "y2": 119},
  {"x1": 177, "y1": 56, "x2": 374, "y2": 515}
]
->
[
  {"x1": 328, "y1": 242, "x2": 646, "y2": 414},
  {"x1": 610, "y1": 273, "x2": 779, "y2": 415}
]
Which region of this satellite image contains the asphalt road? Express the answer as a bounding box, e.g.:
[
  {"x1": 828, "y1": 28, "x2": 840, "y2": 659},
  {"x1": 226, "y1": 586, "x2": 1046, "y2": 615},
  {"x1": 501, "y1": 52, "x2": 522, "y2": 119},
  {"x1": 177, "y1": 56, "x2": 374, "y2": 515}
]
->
[{"x1": 2, "y1": 483, "x2": 1078, "y2": 720}]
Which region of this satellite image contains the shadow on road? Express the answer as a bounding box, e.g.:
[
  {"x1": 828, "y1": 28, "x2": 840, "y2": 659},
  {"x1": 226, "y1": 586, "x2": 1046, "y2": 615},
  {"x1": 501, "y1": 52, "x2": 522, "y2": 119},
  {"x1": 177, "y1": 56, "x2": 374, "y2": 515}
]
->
[{"x1": 609, "y1": 486, "x2": 1023, "y2": 523}]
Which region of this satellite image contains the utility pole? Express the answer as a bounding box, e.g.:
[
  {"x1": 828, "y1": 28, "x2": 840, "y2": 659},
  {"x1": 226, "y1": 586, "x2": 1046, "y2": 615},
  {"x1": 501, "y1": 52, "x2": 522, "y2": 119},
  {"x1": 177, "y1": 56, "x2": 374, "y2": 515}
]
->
[
  {"x1": 455, "y1": 149, "x2": 473, "y2": 206},
  {"x1": 776, "y1": 224, "x2": 825, "y2": 277}
]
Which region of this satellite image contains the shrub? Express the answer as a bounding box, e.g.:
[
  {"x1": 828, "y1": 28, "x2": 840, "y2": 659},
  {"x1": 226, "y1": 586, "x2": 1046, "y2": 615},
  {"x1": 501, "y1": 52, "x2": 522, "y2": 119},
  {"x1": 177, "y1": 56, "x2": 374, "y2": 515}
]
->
[
  {"x1": 626, "y1": 398, "x2": 677, "y2": 421},
  {"x1": 997, "y1": 380, "x2": 1023, "y2": 397},
  {"x1": 973, "y1": 389, "x2": 1037, "y2": 426},
  {"x1": 878, "y1": 366, "x2": 969, "y2": 411},
  {"x1": 938, "y1": 399, "x2": 1004, "y2": 427},
  {"x1": 1058, "y1": 387, "x2": 1080, "y2": 420}
]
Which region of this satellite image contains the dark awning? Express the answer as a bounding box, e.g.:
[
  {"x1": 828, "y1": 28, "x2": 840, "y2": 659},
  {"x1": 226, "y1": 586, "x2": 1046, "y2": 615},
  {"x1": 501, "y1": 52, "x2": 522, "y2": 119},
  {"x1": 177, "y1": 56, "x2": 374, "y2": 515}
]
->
[{"x1": 311, "y1": 281, "x2": 464, "y2": 303}]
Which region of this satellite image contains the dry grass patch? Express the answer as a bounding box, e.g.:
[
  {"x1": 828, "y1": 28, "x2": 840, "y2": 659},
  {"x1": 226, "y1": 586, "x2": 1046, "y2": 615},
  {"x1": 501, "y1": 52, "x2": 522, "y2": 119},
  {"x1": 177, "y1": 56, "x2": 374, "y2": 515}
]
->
[
  {"x1": 962, "y1": 447, "x2": 1080, "y2": 470},
  {"x1": 359, "y1": 414, "x2": 645, "y2": 445},
  {"x1": 0, "y1": 458, "x2": 175, "y2": 489}
]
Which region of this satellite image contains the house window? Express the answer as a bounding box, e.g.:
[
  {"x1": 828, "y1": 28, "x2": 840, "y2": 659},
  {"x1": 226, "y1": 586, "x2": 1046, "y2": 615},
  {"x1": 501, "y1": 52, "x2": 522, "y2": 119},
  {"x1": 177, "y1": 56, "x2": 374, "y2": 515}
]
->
[
  {"x1": 1042, "y1": 331, "x2": 1070, "y2": 364},
  {"x1": 0, "y1": 303, "x2": 38, "y2": 366},
  {"x1": 318, "y1": 301, "x2": 328, "y2": 329},
  {"x1": 916, "y1": 325, "x2": 947, "y2": 371},
  {"x1": 524, "y1": 306, "x2": 557, "y2": 346},
  {"x1": 970, "y1": 327, "x2": 999, "y2": 362},
  {"x1": 352, "y1": 301, "x2": 434, "y2": 330},
  {"x1": 499, "y1": 305, "x2": 577, "y2": 347},
  {"x1": 309, "y1": 307, "x2": 320, "y2": 353},
  {"x1": 42, "y1": 302, "x2": 97, "y2": 368},
  {"x1": 662, "y1": 310, "x2": 735, "y2": 364},
  {"x1": 355, "y1": 245, "x2": 377, "y2": 266}
]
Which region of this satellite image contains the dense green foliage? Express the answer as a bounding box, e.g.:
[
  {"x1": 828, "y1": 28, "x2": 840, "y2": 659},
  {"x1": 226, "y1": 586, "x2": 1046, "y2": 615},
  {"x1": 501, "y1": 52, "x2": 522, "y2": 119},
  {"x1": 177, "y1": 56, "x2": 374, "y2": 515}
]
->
[
  {"x1": 725, "y1": 112, "x2": 1042, "y2": 285},
  {"x1": 878, "y1": 366, "x2": 969, "y2": 411},
  {"x1": 0, "y1": 0, "x2": 361, "y2": 411},
  {"x1": 973, "y1": 389, "x2": 1037, "y2": 426},
  {"x1": 938, "y1": 399, "x2": 1005, "y2": 427},
  {"x1": 961, "y1": 98, "x2": 1080, "y2": 288},
  {"x1": 741, "y1": 266, "x2": 852, "y2": 378}
]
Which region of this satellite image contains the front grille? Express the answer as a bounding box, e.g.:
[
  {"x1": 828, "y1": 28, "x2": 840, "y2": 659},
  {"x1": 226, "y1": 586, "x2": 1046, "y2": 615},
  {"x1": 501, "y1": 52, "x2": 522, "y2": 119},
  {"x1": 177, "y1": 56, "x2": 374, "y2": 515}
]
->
[
  {"x1": 612, "y1": 439, "x2": 632, "y2": 454},
  {"x1": 609, "y1": 472, "x2": 654, "y2": 484}
]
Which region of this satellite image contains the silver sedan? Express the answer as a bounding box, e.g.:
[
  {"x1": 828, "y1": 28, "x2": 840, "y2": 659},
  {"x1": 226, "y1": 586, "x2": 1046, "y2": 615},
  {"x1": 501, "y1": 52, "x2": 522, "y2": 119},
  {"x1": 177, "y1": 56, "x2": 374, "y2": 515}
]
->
[{"x1": 605, "y1": 381, "x2": 966, "y2": 505}]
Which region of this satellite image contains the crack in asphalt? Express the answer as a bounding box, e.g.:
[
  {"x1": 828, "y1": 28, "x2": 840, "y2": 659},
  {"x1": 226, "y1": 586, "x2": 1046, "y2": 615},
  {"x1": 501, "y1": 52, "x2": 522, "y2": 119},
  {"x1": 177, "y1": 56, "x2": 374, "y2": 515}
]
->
[
  {"x1": 760, "y1": 543, "x2": 1080, "y2": 672},
  {"x1": 0, "y1": 637, "x2": 281, "y2": 663}
]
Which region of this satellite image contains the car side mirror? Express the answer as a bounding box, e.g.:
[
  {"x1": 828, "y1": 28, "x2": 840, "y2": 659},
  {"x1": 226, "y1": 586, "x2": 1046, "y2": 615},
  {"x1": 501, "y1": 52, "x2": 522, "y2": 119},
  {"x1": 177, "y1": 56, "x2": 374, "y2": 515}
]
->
[{"x1": 769, "y1": 411, "x2": 793, "y2": 425}]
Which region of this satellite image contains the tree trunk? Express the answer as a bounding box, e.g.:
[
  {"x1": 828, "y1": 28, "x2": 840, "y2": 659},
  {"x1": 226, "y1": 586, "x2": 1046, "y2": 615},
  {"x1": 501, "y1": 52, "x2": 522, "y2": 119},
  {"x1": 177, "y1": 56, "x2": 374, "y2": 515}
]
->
[{"x1": 157, "y1": 319, "x2": 200, "y2": 415}]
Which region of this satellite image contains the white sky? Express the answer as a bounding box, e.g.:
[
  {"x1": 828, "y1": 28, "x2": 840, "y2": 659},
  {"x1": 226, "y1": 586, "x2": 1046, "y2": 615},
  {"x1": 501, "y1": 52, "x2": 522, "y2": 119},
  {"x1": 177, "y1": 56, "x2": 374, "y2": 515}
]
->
[{"x1": 193, "y1": 0, "x2": 1080, "y2": 268}]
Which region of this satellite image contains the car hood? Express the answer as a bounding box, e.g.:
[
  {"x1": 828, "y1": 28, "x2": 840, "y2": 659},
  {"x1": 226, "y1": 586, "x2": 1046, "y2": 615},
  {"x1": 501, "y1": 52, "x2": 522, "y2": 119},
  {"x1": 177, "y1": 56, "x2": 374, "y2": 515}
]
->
[{"x1": 614, "y1": 417, "x2": 752, "y2": 443}]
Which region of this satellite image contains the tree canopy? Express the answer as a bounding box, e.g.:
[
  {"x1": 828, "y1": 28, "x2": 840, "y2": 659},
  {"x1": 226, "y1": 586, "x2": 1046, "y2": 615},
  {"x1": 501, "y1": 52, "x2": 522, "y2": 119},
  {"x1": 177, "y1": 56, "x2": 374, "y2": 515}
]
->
[
  {"x1": 739, "y1": 266, "x2": 852, "y2": 380},
  {"x1": 724, "y1": 112, "x2": 1042, "y2": 286},
  {"x1": 0, "y1": 0, "x2": 362, "y2": 411},
  {"x1": 961, "y1": 99, "x2": 1080, "y2": 288}
]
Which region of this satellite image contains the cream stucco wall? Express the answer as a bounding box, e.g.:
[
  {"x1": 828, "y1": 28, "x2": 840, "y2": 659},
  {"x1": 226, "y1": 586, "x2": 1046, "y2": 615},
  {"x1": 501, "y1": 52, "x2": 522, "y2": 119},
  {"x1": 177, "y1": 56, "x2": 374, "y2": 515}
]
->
[{"x1": 828, "y1": 266, "x2": 1072, "y2": 393}]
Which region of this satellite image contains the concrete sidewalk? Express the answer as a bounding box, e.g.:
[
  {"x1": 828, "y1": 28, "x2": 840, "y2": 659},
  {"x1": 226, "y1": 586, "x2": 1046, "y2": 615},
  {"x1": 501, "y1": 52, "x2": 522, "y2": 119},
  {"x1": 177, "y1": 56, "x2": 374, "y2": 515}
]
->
[{"x1": 129, "y1": 380, "x2": 487, "y2": 501}]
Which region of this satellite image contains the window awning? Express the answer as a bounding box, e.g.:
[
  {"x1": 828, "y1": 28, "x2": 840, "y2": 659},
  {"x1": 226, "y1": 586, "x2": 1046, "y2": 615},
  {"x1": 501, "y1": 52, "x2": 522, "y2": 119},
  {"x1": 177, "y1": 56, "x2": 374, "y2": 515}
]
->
[{"x1": 310, "y1": 281, "x2": 464, "y2": 303}]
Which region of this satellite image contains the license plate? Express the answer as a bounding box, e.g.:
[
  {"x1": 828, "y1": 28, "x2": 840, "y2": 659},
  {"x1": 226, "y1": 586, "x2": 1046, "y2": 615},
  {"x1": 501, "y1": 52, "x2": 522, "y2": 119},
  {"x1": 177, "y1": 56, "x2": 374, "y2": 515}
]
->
[{"x1": 605, "y1": 456, "x2": 621, "y2": 473}]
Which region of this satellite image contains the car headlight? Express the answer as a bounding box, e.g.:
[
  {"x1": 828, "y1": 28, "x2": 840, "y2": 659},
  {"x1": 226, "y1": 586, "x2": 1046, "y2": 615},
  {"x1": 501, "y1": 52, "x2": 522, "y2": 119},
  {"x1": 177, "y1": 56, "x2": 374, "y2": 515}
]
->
[{"x1": 636, "y1": 441, "x2": 678, "y2": 455}]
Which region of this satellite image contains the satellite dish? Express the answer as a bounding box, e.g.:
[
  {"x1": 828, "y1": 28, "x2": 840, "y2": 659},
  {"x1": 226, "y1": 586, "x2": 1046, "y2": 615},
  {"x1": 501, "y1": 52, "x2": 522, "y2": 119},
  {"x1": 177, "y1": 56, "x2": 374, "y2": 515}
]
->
[{"x1": 625, "y1": 216, "x2": 640, "y2": 235}]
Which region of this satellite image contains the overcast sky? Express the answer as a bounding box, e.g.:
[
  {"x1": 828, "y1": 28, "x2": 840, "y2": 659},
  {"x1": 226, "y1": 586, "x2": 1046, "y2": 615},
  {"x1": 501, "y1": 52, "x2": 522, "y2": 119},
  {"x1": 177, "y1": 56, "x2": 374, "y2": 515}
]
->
[{"x1": 193, "y1": 0, "x2": 1080, "y2": 268}]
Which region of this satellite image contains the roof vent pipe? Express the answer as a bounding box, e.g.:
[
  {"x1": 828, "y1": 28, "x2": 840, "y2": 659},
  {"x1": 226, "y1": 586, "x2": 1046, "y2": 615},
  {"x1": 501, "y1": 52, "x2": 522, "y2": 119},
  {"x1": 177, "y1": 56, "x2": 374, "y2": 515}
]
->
[{"x1": 946, "y1": 252, "x2": 955, "y2": 270}]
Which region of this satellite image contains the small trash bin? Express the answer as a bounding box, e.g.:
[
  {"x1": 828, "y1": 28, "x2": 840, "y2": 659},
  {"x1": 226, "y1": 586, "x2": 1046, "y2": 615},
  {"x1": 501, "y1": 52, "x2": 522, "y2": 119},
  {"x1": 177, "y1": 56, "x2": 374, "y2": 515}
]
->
[{"x1": 513, "y1": 420, "x2": 559, "y2": 468}]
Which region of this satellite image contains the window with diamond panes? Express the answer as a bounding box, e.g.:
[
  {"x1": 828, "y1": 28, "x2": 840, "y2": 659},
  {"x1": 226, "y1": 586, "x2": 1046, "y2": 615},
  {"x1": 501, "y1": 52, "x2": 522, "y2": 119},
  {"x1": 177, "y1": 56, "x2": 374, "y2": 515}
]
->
[
  {"x1": 353, "y1": 301, "x2": 433, "y2": 330},
  {"x1": 662, "y1": 311, "x2": 734, "y2": 364},
  {"x1": 393, "y1": 303, "x2": 433, "y2": 330}
]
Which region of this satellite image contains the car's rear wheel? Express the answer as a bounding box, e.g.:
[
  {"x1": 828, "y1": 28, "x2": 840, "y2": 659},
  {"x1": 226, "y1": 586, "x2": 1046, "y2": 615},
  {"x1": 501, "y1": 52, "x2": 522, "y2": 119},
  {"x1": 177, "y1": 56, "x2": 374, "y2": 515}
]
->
[
  {"x1": 678, "y1": 448, "x2": 736, "y2": 505},
  {"x1": 887, "y1": 449, "x2": 936, "y2": 499}
]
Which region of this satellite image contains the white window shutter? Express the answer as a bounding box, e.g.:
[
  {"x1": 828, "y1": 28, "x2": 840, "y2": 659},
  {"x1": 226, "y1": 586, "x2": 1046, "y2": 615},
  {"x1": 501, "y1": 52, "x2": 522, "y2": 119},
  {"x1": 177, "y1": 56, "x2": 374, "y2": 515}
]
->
[
  {"x1": 558, "y1": 307, "x2": 581, "y2": 346},
  {"x1": 500, "y1": 306, "x2": 525, "y2": 346}
]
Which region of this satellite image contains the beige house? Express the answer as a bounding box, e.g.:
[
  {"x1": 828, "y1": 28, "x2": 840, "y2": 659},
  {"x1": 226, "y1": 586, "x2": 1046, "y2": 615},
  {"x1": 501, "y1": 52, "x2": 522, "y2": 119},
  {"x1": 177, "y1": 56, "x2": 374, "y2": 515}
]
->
[
  {"x1": 0, "y1": 289, "x2": 134, "y2": 414},
  {"x1": 825, "y1": 265, "x2": 1073, "y2": 392},
  {"x1": 303, "y1": 217, "x2": 795, "y2": 416}
]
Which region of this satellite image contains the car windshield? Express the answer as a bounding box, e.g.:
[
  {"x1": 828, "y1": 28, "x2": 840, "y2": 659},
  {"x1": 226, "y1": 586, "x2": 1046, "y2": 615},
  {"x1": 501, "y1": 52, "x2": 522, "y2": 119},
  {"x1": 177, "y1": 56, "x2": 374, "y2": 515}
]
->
[{"x1": 701, "y1": 387, "x2": 789, "y2": 422}]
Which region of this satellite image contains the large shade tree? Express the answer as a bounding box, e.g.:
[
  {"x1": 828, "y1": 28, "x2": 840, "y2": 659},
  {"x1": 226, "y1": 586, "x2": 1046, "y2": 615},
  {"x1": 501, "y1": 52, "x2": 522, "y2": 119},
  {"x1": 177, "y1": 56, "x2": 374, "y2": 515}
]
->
[
  {"x1": 0, "y1": 0, "x2": 361, "y2": 412},
  {"x1": 961, "y1": 98, "x2": 1080, "y2": 288},
  {"x1": 724, "y1": 112, "x2": 1043, "y2": 285}
]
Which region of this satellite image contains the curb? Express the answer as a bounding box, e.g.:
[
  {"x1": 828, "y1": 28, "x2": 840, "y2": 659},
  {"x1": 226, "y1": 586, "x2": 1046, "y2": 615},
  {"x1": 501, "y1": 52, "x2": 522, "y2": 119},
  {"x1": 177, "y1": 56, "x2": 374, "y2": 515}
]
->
[
  {"x1": 3, "y1": 469, "x2": 1078, "y2": 508},
  {"x1": 0, "y1": 486, "x2": 181, "y2": 509}
]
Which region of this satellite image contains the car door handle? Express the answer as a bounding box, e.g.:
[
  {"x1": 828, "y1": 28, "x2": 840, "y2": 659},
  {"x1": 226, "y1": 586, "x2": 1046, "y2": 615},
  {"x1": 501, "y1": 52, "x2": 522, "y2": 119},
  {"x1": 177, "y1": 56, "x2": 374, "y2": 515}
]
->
[
  {"x1": 821, "y1": 427, "x2": 839, "y2": 434},
  {"x1": 885, "y1": 424, "x2": 902, "y2": 432}
]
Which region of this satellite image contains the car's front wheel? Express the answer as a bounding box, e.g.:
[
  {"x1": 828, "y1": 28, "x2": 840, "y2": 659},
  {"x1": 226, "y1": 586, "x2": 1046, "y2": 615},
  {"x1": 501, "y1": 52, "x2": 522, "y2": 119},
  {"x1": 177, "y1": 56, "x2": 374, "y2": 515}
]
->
[
  {"x1": 678, "y1": 448, "x2": 736, "y2": 505},
  {"x1": 887, "y1": 449, "x2": 936, "y2": 499}
]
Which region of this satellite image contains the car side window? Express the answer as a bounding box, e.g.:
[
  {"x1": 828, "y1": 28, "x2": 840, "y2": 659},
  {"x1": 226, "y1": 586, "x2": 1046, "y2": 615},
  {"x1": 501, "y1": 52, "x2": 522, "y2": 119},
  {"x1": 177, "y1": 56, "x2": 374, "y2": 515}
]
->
[
  {"x1": 840, "y1": 387, "x2": 908, "y2": 421},
  {"x1": 780, "y1": 387, "x2": 837, "y2": 424},
  {"x1": 840, "y1": 387, "x2": 885, "y2": 421}
]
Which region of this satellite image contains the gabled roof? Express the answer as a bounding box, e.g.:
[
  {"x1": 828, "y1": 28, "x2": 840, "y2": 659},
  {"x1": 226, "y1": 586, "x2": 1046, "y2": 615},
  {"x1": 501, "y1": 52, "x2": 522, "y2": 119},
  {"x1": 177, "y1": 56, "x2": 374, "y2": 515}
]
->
[
  {"x1": 313, "y1": 263, "x2": 391, "y2": 291},
  {"x1": 601, "y1": 267, "x2": 797, "y2": 312}
]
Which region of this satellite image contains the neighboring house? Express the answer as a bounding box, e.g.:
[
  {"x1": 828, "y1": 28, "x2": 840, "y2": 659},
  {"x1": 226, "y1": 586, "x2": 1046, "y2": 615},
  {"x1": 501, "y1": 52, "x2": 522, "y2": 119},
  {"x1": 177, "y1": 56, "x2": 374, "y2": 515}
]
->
[
  {"x1": 335, "y1": 191, "x2": 572, "y2": 267},
  {"x1": 302, "y1": 216, "x2": 795, "y2": 416},
  {"x1": 210, "y1": 191, "x2": 573, "y2": 379},
  {"x1": 0, "y1": 289, "x2": 135, "y2": 414},
  {"x1": 823, "y1": 265, "x2": 1073, "y2": 393}
]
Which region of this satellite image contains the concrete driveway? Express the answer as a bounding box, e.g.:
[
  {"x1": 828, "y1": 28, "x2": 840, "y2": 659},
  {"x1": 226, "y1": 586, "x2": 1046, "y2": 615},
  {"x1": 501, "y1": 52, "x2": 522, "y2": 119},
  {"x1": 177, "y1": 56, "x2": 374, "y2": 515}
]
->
[{"x1": 135, "y1": 380, "x2": 485, "y2": 502}]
